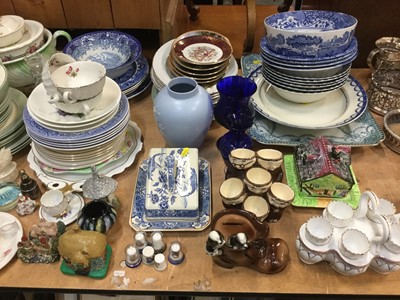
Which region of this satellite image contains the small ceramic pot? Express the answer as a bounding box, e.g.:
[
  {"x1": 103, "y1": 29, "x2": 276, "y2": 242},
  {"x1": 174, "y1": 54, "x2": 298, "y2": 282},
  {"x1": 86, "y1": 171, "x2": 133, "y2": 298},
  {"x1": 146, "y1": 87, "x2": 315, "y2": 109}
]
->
[
  {"x1": 339, "y1": 228, "x2": 370, "y2": 260},
  {"x1": 267, "y1": 182, "x2": 294, "y2": 208},
  {"x1": 229, "y1": 148, "x2": 256, "y2": 170},
  {"x1": 325, "y1": 201, "x2": 354, "y2": 227},
  {"x1": 243, "y1": 195, "x2": 270, "y2": 222},
  {"x1": 243, "y1": 167, "x2": 272, "y2": 194},
  {"x1": 49, "y1": 61, "x2": 106, "y2": 102},
  {"x1": 219, "y1": 177, "x2": 247, "y2": 208},
  {"x1": 0, "y1": 15, "x2": 25, "y2": 48},
  {"x1": 77, "y1": 199, "x2": 117, "y2": 234},
  {"x1": 40, "y1": 189, "x2": 69, "y2": 217},
  {"x1": 305, "y1": 216, "x2": 333, "y2": 246},
  {"x1": 256, "y1": 149, "x2": 283, "y2": 171}
]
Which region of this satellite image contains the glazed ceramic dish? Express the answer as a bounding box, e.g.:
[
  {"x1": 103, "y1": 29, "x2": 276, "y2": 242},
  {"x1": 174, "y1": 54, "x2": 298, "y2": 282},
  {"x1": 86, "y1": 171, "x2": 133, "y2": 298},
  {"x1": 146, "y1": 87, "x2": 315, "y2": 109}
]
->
[
  {"x1": 264, "y1": 10, "x2": 357, "y2": 58},
  {"x1": 250, "y1": 68, "x2": 367, "y2": 129},
  {"x1": 0, "y1": 20, "x2": 44, "y2": 62},
  {"x1": 0, "y1": 212, "x2": 23, "y2": 270},
  {"x1": 0, "y1": 15, "x2": 25, "y2": 48},
  {"x1": 130, "y1": 158, "x2": 211, "y2": 232},
  {"x1": 171, "y1": 30, "x2": 232, "y2": 65}
]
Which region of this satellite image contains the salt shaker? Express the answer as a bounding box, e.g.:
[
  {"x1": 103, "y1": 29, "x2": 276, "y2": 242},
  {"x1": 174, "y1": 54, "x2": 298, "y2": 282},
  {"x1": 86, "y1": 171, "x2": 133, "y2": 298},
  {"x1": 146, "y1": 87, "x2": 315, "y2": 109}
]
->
[
  {"x1": 124, "y1": 244, "x2": 141, "y2": 268},
  {"x1": 151, "y1": 231, "x2": 166, "y2": 253},
  {"x1": 168, "y1": 241, "x2": 185, "y2": 265},
  {"x1": 134, "y1": 231, "x2": 148, "y2": 253},
  {"x1": 154, "y1": 253, "x2": 167, "y2": 271},
  {"x1": 142, "y1": 245, "x2": 155, "y2": 265}
]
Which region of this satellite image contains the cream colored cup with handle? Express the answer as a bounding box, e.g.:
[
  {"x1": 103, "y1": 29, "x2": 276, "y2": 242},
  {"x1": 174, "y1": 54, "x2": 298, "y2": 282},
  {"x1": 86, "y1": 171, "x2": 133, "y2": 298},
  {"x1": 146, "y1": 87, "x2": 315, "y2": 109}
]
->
[{"x1": 40, "y1": 189, "x2": 71, "y2": 217}]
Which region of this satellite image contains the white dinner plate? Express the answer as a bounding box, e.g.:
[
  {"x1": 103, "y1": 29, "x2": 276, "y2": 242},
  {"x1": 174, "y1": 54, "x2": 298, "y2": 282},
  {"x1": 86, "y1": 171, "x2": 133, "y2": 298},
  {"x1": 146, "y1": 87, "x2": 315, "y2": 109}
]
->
[
  {"x1": 0, "y1": 212, "x2": 23, "y2": 270},
  {"x1": 250, "y1": 69, "x2": 367, "y2": 129}
]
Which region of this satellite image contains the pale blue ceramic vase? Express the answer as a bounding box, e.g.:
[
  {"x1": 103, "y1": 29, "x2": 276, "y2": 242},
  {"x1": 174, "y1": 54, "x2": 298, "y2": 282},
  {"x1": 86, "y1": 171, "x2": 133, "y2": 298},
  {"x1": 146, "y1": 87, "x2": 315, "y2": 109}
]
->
[{"x1": 153, "y1": 77, "x2": 213, "y2": 148}]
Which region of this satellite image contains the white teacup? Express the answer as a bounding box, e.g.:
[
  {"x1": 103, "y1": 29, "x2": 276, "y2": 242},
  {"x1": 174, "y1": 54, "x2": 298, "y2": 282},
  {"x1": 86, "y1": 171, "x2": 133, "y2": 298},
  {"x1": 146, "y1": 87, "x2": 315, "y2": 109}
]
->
[
  {"x1": 40, "y1": 189, "x2": 71, "y2": 217},
  {"x1": 49, "y1": 60, "x2": 106, "y2": 103}
]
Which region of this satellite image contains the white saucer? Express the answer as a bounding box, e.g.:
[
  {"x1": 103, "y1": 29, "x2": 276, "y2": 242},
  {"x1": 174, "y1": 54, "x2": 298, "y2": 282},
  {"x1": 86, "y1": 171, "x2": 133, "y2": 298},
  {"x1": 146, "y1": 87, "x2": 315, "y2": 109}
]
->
[
  {"x1": 27, "y1": 77, "x2": 121, "y2": 126},
  {"x1": 39, "y1": 192, "x2": 84, "y2": 225},
  {"x1": 251, "y1": 70, "x2": 368, "y2": 129}
]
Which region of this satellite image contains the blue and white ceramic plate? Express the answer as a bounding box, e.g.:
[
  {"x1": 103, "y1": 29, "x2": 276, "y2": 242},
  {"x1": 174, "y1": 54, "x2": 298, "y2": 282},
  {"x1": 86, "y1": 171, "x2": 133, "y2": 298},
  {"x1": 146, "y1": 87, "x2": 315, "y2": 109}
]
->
[
  {"x1": 124, "y1": 74, "x2": 152, "y2": 100},
  {"x1": 64, "y1": 30, "x2": 142, "y2": 71},
  {"x1": 248, "y1": 110, "x2": 384, "y2": 147},
  {"x1": 114, "y1": 55, "x2": 149, "y2": 91},
  {"x1": 130, "y1": 158, "x2": 211, "y2": 232},
  {"x1": 250, "y1": 68, "x2": 367, "y2": 129},
  {"x1": 23, "y1": 94, "x2": 129, "y2": 143}
]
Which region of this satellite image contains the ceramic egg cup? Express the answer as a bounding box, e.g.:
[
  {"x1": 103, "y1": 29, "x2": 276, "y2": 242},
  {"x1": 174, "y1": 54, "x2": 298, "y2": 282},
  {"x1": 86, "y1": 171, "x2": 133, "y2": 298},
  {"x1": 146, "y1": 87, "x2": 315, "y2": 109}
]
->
[{"x1": 296, "y1": 191, "x2": 400, "y2": 275}]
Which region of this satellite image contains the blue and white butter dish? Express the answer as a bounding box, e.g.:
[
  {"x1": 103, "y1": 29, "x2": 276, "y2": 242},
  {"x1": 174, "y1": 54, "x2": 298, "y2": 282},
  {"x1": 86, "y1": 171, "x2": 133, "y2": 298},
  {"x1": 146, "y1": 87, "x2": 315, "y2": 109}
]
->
[{"x1": 143, "y1": 148, "x2": 199, "y2": 221}]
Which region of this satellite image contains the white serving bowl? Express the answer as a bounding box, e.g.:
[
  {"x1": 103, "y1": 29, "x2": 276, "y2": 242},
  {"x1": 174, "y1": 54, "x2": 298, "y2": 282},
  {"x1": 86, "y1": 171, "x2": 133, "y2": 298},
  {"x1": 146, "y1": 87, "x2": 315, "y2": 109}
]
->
[
  {"x1": 264, "y1": 10, "x2": 358, "y2": 58},
  {"x1": 50, "y1": 61, "x2": 106, "y2": 101},
  {"x1": 0, "y1": 20, "x2": 44, "y2": 62},
  {"x1": 0, "y1": 15, "x2": 25, "y2": 48},
  {"x1": 3, "y1": 29, "x2": 71, "y2": 88},
  {"x1": 271, "y1": 84, "x2": 336, "y2": 103}
]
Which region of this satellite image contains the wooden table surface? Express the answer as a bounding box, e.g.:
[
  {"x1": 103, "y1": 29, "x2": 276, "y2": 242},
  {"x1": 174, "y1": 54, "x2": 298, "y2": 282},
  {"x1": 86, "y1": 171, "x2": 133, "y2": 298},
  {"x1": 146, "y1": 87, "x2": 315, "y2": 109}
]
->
[{"x1": 2, "y1": 68, "x2": 400, "y2": 297}]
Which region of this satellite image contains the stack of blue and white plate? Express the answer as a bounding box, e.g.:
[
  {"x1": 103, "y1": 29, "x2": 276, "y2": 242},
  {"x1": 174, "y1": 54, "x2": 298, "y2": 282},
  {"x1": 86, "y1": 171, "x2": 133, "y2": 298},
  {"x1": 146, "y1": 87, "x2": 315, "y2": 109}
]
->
[
  {"x1": 63, "y1": 30, "x2": 151, "y2": 100},
  {"x1": 260, "y1": 10, "x2": 359, "y2": 104}
]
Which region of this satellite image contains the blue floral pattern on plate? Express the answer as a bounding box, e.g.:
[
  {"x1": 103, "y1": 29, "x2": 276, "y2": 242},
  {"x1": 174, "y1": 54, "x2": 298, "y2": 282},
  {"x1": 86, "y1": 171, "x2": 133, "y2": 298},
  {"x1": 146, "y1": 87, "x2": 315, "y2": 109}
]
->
[
  {"x1": 23, "y1": 94, "x2": 129, "y2": 143},
  {"x1": 124, "y1": 74, "x2": 152, "y2": 100},
  {"x1": 114, "y1": 55, "x2": 149, "y2": 91},
  {"x1": 130, "y1": 158, "x2": 211, "y2": 231}
]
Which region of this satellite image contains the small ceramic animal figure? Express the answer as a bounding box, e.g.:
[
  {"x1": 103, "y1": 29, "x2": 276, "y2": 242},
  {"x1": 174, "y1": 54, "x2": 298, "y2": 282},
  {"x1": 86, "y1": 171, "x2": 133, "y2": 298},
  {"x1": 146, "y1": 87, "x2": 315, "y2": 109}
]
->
[
  {"x1": 227, "y1": 232, "x2": 249, "y2": 250},
  {"x1": 205, "y1": 230, "x2": 225, "y2": 256}
]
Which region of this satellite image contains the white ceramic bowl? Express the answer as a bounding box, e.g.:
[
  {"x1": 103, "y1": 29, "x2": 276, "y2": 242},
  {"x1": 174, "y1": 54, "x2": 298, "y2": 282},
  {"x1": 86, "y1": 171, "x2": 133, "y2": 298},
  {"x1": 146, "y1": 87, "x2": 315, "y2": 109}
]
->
[
  {"x1": 228, "y1": 148, "x2": 256, "y2": 170},
  {"x1": 3, "y1": 29, "x2": 71, "y2": 88},
  {"x1": 264, "y1": 10, "x2": 358, "y2": 58},
  {"x1": 0, "y1": 15, "x2": 25, "y2": 48},
  {"x1": 219, "y1": 177, "x2": 247, "y2": 206},
  {"x1": 0, "y1": 64, "x2": 9, "y2": 102},
  {"x1": 243, "y1": 195, "x2": 270, "y2": 222},
  {"x1": 325, "y1": 201, "x2": 354, "y2": 227},
  {"x1": 339, "y1": 228, "x2": 370, "y2": 260},
  {"x1": 0, "y1": 20, "x2": 44, "y2": 62},
  {"x1": 305, "y1": 216, "x2": 333, "y2": 246},
  {"x1": 267, "y1": 182, "x2": 294, "y2": 208},
  {"x1": 271, "y1": 84, "x2": 337, "y2": 104},
  {"x1": 50, "y1": 61, "x2": 106, "y2": 101},
  {"x1": 256, "y1": 148, "x2": 283, "y2": 171},
  {"x1": 243, "y1": 167, "x2": 272, "y2": 194}
]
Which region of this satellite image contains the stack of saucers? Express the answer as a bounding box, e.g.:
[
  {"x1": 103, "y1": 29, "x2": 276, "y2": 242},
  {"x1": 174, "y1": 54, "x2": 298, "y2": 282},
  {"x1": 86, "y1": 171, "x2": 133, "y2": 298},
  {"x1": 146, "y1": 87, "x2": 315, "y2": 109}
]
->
[
  {"x1": 151, "y1": 30, "x2": 239, "y2": 104},
  {"x1": 23, "y1": 74, "x2": 143, "y2": 184},
  {"x1": 63, "y1": 30, "x2": 151, "y2": 100},
  {"x1": 0, "y1": 64, "x2": 30, "y2": 154},
  {"x1": 260, "y1": 10, "x2": 358, "y2": 103}
]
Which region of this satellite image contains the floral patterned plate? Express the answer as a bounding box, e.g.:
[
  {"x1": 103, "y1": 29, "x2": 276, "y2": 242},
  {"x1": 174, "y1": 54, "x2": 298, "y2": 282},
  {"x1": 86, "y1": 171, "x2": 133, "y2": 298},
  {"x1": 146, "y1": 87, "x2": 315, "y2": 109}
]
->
[{"x1": 130, "y1": 158, "x2": 211, "y2": 232}]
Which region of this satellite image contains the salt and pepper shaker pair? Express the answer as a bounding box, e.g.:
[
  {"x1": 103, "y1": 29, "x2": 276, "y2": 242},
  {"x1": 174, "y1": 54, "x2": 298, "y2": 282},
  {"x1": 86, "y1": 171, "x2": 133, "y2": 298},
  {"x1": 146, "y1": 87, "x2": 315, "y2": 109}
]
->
[{"x1": 125, "y1": 230, "x2": 185, "y2": 270}]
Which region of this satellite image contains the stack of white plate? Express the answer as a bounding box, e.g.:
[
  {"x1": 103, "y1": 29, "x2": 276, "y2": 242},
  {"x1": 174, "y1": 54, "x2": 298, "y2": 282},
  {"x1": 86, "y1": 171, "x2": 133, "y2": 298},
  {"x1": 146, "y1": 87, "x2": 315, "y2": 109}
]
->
[
  {"x1": 63, "y1": 31, "x2": 151, "y2": 100},
  {"x1": 151, "y1": 37, "x2": 239, "y2": 105},
  {"x1": 0, "y1": 64, "x2": 30, "y2": 154},
  {"x1": 23, "y1": 78, "x2": 143, "y2": 185}
]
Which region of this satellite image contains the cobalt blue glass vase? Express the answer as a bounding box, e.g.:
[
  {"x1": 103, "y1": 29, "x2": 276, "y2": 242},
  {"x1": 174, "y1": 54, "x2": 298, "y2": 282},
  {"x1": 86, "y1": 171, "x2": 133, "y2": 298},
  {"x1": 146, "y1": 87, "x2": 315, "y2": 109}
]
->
[{"x1": 214, "y1": 76, "x2": 257, "y2": 163}]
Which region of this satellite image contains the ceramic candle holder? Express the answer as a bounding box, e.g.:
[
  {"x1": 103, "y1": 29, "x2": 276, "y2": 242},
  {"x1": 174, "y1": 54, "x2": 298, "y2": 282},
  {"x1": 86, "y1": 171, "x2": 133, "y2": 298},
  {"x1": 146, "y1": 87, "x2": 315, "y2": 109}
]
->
[
  {"x1": 325, "y1": 201, "x2": 354, "y2": 227},
  {"x1": 229, "y1": 148, "x2": 256, "y2": 170},
  {"x1": 40, "y1": 189, "x2": 69, "y2": 217},
  {"x1": 243, "y1": 195, "x2": 270, "y2": 222},
  {"x1": 219, "y1": 177, "x2": 247, "y2": 208},
  {"x1": 256, "y1": 149, "x2": 283, "y2": 171},
  {"x1": 339, "y1": 228, "x2": 370, "y2": 260},
  {"x1": 243, "y1": 167, "x2": 272, "y2": 194},
  {"x1": 305, "y1": 216, "x2": 333, "y2": 246}
]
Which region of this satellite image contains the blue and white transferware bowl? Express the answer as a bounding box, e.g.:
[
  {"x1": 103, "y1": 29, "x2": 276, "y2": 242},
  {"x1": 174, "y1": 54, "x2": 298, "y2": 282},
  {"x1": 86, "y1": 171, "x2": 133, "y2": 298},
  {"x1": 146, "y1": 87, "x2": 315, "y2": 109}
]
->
[
  {"x1": 64, "y1": 31, "x2": 142, "y2": 78},
  {"x1": 264, "y1": 10, "x2": 357, "y2": 58}
]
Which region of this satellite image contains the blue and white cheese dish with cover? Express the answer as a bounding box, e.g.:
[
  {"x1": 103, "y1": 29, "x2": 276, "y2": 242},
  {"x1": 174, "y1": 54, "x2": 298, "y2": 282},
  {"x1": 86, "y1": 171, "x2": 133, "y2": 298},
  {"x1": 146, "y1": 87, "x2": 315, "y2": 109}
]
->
[{"x1": 144, "y1": 148, "x2": 199, "y2": 221}]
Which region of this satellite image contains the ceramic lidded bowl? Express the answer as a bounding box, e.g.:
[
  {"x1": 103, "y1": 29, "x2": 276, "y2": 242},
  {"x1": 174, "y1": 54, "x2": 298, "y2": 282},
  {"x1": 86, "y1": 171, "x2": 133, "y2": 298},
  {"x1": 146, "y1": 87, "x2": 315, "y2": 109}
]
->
[
  {"x1": 219, "y1": 177, "x2": 247, "y2": 207},
  {"x1": 0, "y1": 15, "x2": 25, "y2": 48},
  {"x1": 264, "y1": 10, "x2": 358, "y2": 58},
  {"x1": 50, "y1": 61, "x2": 106, "y2": 102},
  {"x1": 266, "y1": 182, "x2": 294, "y2": 208},
  {"x1": 325, "y1": 201, "x2": 354, "y2": 227},
  {"x1": 305, "y1": 216, "x2": 333, "y2": 246},
  {"x1": 243, "y1": 195, "x2": 270, "y2": 222},
  {"x1": 339, "y1": 228, "x2": 370, "y2": 260},
  {"x1": 229, "y1": 148, "x2": 256, "y2": 170},
  {"x1": 243, "y1": 167, "x2": 272, "y2": 194},
  {"x1": 256, "y1": 149, "x2": 283, "y2": 171}
]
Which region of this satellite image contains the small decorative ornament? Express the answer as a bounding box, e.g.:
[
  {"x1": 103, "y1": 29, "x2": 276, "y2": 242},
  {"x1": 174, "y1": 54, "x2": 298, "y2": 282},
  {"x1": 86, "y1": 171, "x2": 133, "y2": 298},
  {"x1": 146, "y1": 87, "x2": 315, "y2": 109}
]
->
[
  {"x1": 16, "y1": 194, "x2": 37, "y2": 216},
  {"x1": 151, "y1": 231, "x2": 166, "y2": 254},
  {"x1": 82, "y1": 166, "x2": 119, "y2": 209},
  {"x1": 134, "y1": 231, "x2": 148, "y2": 253},
  {"x1": 168, "y1": 241, "x2": 185, "y2": 265},
  {"x1": 154, "y1": 253, "x2": 167, "y2": 271},
  {"x1": 0, "y1": 148, "x2": 18, "y2": 183},
  {"x1": 142, "y1": 245, "x2": 155, "y2": 265},
  {"x1": 19, "y1": 169, "x2": 41, "y2": 200},
  {"x1": 124, "y1": 244, "x2": 141, "y2": 268}
]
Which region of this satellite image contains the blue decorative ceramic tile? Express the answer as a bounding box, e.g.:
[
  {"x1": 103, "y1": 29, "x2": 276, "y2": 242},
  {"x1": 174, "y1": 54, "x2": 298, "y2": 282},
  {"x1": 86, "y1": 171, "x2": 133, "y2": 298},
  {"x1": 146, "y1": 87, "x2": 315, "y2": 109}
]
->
[{"x1": 130, "y1": 158, "x2": 211, "y2": 231}]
